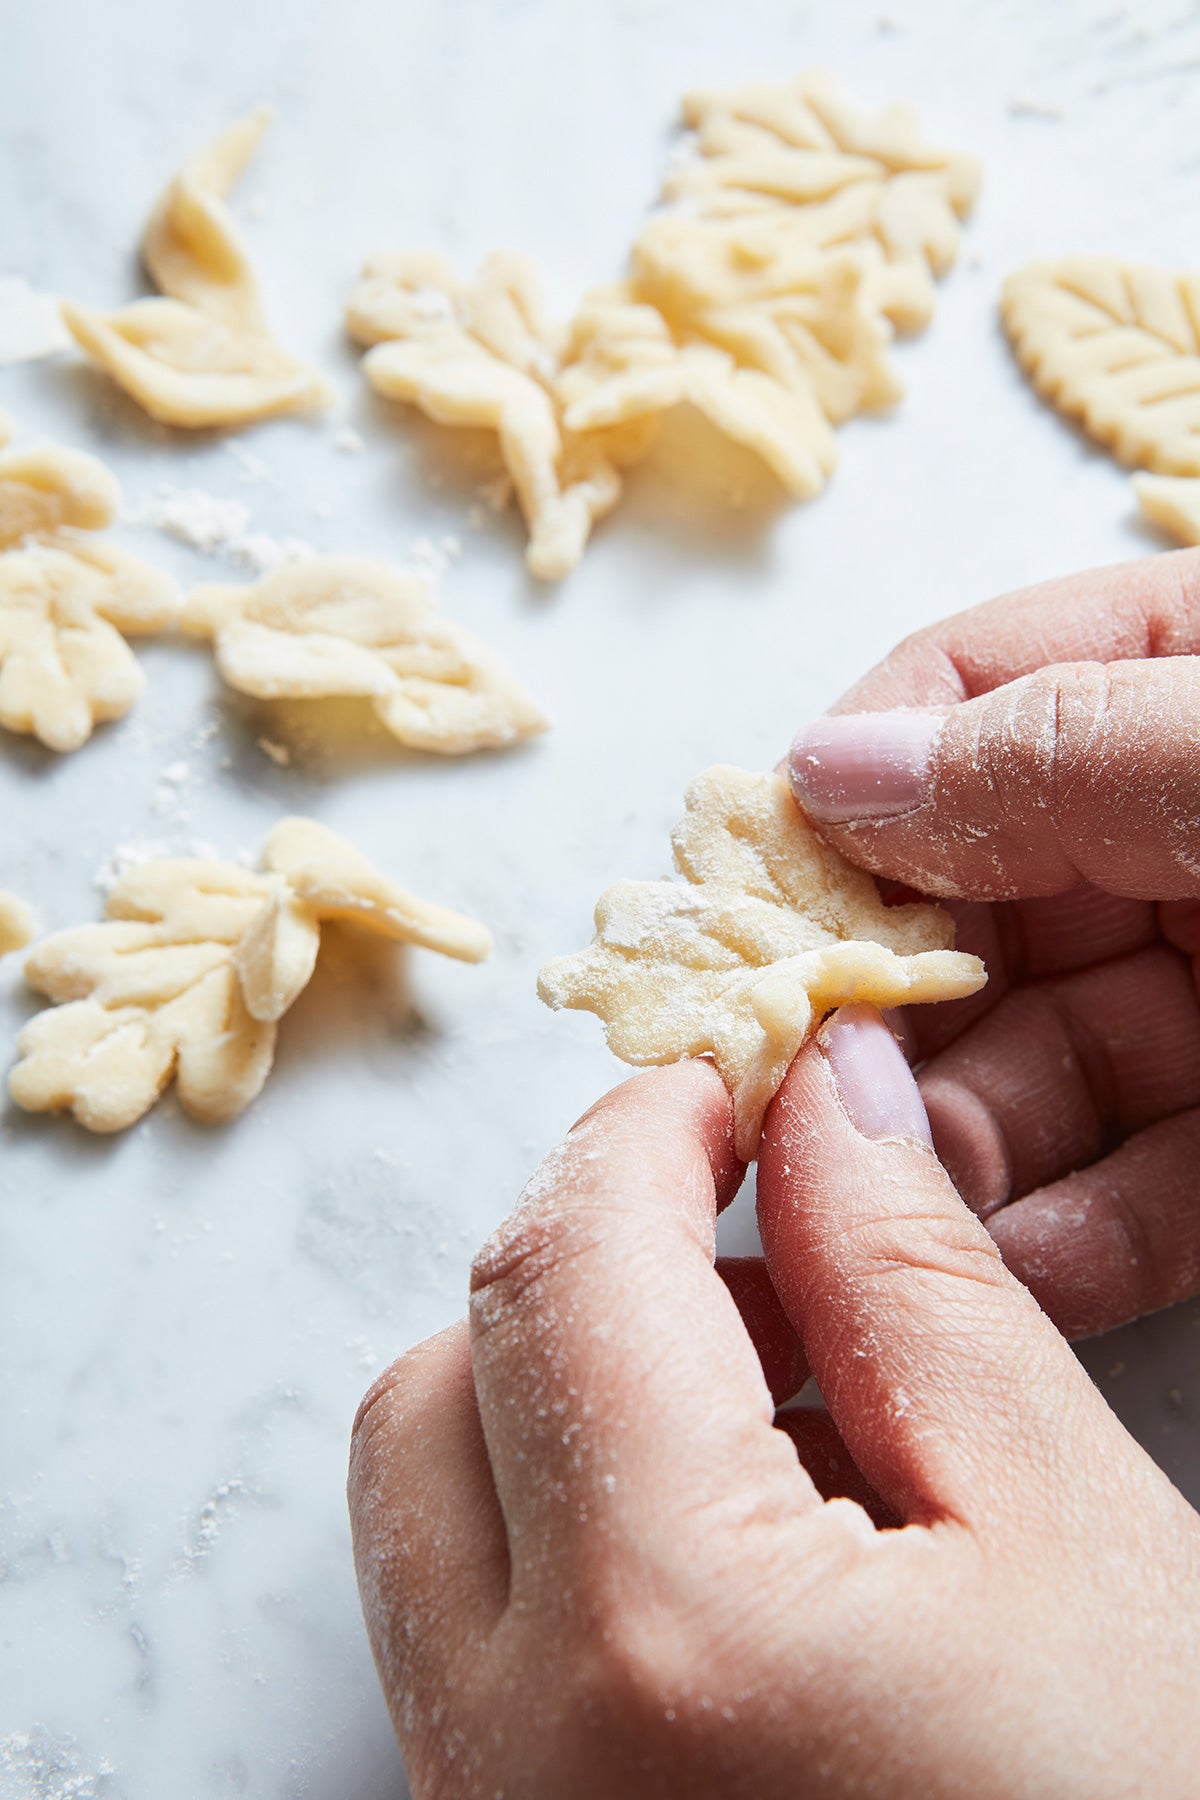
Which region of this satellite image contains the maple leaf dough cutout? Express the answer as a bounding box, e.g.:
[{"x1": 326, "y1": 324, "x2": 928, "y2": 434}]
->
[
  {"x1": 349, "y1": 251, "x2": 657, "y2": 580},
  {"x1": 182, "y1": 555, "x2": 548, "y2": 754},
  {"x1": 663, "y1": 71, "x2": 981, "y2": 335},
  {"x1": 0, "y1": 891, "x2": 34, "y2": 958},
  {"x1": 9, "y1": 819, "x2": 491, "y2": 1133},
  {"x1": 539, "y1": 765, "x2": 985, "y2": 1160},
  {"x1": 62, "y1": 110, "x2": 332, "y2": 429},
  {"x1": 1002, "y1": 258, "x2": 1200, "y2": 475},
  {"x1": 1133, "y1": 472, "x2": 1200, "y2": 546}
]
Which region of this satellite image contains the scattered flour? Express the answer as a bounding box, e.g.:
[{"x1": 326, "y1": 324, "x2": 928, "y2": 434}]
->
[
  {"x1": 1007, "y1": 95, "x2": 1064, "y2": 119},
  {"x1": 333, "y1": 426, "x2": 365, "y2": 454},
  {"x1": 257, "y1": 736, "x2": 291, "y2": 767},
  {"x1": 93, "y1": 836, "x2": 252, "y2": 893},
  {"x1": 0, "y1": 276, "x2": 71, "y2": 365},
  {"x1": 224, "y1": 440, "x2": 270, "y2": 485},
  {"x1": 0, "y1": 1726, "x2": 114, "y2": 1800},
  {"x1": 125, "y1": 487, "x2": 315, "y2": 574},
  {"x1": 406, "y1": 533, "x2": 462, "y2": 584}
]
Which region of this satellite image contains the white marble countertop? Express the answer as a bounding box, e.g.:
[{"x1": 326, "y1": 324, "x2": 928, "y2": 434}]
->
[{"x1": 2, "y1": 0, "x2": 1199, "y2": 1793}]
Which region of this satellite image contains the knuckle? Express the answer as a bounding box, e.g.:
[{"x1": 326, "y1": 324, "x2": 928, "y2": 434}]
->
[{"x1": 469, "y1": 1204, "x2": 608, "y2": 1335}]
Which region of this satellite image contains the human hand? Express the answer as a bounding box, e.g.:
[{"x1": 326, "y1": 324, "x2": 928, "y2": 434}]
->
[
  {"x1": 349, "y1": 1030, "x2": 1200, "y2": 1798},
  {"x1": 787, "y1": 547, "x2": 1200, "y2": 1338}
]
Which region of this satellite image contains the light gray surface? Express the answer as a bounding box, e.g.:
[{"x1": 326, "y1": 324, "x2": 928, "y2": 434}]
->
[{"x1": 2, "y1": 0, "x2": 1199, "y2": 1793}]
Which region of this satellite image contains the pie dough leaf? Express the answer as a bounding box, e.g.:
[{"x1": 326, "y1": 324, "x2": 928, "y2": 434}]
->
[
  {"x1": 232, "y1": 885, "x2": 321, "y2": 1024},
  {"x1": 538, "y1": 766, "x2": 985, "y2": 1160},
  {"x1": 1133, "y1": 471, "x2": 1200, "y2": 546},
  {"x1": 0, "y1": 446, "x2": 120, "y2": 547},
  {"x1": 142, "y1": 106, "x2": 273, "y2": 334},
  {"x1": 0, "y1": 891, "x2": 34, "y2": 957},
  {"x1": 1002, "y1": 258, "x2": 1200, "y2": 475},
  {"x1": 0, "y1": 541, "x2": 179, "y2": 752},
  {"x1": 62, "y1": 297, "x2": 333, "y2": 430},
  {"x1": 183, "y1": 556, "x2": 547, "y2": 753},
  {"x1": 263, "y1": 816, "x2": 492, "y2": 963}
]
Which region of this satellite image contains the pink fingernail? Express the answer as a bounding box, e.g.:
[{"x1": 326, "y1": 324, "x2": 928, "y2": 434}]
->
[
  {"x1": 823, "y1": 1005, "x2": 933, "y2": 1145},
  {"x1": 788, "y1": 713, "x2": 942, "y2": 822}
]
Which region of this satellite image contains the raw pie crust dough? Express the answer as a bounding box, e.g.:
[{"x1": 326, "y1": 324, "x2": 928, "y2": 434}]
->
[
  {"x1": 348, "y1": 72, "x2": 979, "y2": 578},
  {"x1": 10, "y1": 818, "x2": 491, "y2": 1133},
  {"x1": 0, "y1": 891, "x2": 34, "y2": 958},
  {"x1": 62, "y1": 109, "x2": 332, "y2": 429},
  {"x1": 1133, "y1": 472, "x2": 1200, "y2": 547},
  {"x1": 539, "y1": 766, "x2": 986, "y2": 1159},
  {"x1": 182, "y1": 555, "x2": 548, "y2": 754},
  {"x1": 0, "y1": 439, "x2": 179, "y2": 751}
]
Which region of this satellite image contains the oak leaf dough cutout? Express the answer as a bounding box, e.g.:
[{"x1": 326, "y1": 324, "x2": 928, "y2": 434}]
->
[
  {"x1": 182, "y1": 555, "x2": 548, "y2": 754},
  {"x1": 350, "y1": 251, "x2": 656, "y2": 580},
  {"x1": 1002, "y1": 258, "x2": 1200, "y2": 476},
  {"x1": 0, "y1": 440, "x2": 179, "y2": 751},
  {"x1": 0, "y1": 891, "x2": 34, "y2": 958},
  {"x1": 538, "y1": 765, "x2": 985, "y2": 1160},
  {"x1": 9, "y1": 819, "x2": 490, "y2": 1133},
  {"x1": 348, "y1": 72, "x2": 977, "y2": 577},
  {"x1": 1133, "y1": 472, "x2": 1200, "y2": 547},
  {"x1": 62, "y1": 109, "x2": 332, "y2": 429}
]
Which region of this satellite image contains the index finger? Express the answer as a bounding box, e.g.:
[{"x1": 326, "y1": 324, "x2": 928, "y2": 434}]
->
[
  {"x1": 833, "y1": 546, "x2": 1200, "y2": 713},
  {"x1": 468, "y1": 1062, "x2": 821, "y2": 1594}
]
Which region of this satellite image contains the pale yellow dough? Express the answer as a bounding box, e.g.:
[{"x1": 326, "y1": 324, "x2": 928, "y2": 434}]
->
[
  {"x1": 63, "y1": 111, "x2": 332, "y2": 429},
  {"x1": 1002, "y1": 258, "x2": 1200, "y2": 475},
  {"x1": 0, "y1": 411, "x2": 15, "y2": 448},
  {"x1": 0, "y1": 891, "x2": 34, "y2": 958},
  {"x1": 1133, "y1": 472, "x2": 1200, "y2": 546},
  {"x1": 349, "y1": 72, "x2": 977, "y2": 576},
  {"x1": 0, "y1": 445, "x2": 119, "y2": 547},
  {"x1": 10, "y1": 819, "x2": 491, "y2": 1133},
  {"x1": 539, "y1": 766, "x2": 985, "y2": 1160},
  {"x1": 182, "y1": 556, "x2": 548, "y2": 754}
]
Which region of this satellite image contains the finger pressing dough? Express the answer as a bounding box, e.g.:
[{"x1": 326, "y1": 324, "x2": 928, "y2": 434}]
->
[
  {"x1": 353, "y1": 252, "x2": 655, "y2": 580},
  {"x1": 62, "y1": 110, "x2": 332, "y2": 429},
  {"x1": 539, "y1": 766, "x2": 985, "y2": 1160},
  {"x1": 10, "y1": 819, "x2": 490, "y2": 1133},
  {"x1": 0, "y1": 891, "x2": 34, "y2": 957},
  {"x1": 349, "y1": 72, "x2": 977, "y2": 576},
  {"x1": 1133, "y1": 472, "x2": 1200, "y2": 546},
  {"x1": 1002, "y1": 258, "x2": 1200, "y2": 475},
  {"x1": 182, "y1": 555, "x2": 548, "y2": 754}
]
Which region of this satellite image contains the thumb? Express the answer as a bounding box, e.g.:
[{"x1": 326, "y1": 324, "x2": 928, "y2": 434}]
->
[
  {"x1": 757, "y1": 1005, "x2": 1115, "y2": 1527},
  {"x1": 787, "y1": 658, "x2": 1200, "y2": 899}
]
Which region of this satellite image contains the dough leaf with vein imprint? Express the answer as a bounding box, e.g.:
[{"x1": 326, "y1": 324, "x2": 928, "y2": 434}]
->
[
  {"x1": 539, "y1": 765, "x2": 985, "y2": 1161},
  {"x1": 182, "y1": 556, "x2": 548, "y2": 754},
  {"x1": 1133, "y1": 472, "x2": 1200, "y2": 546},
  {"x1": 10, "y1": 819, "x2": 490, "y2": 1133},
  {"x1": 62, "y1": 109, "x2": 332, "y2": 429},
  {"x1": 1002, "y1": 257, "x2": 1200, "y2": 474}
]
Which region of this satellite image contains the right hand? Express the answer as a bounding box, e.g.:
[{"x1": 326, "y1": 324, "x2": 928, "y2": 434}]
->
[{"x1": 786, "y1": 546, "x2": 1200, "y2": 1339}]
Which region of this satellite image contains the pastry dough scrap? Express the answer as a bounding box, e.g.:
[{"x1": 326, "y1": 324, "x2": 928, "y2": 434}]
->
[
  {"x1": 0, "y1": 538, "x2": 179, "y2": 752},
  {"x1": 667, "y1": 71, "x2": 981, "y2": 333},
  {"x1": 0, "y1": 891, "x2": 34, "y2": 957},
  {"x1": 10, "y1": 821, "x2": 490, "y2": 1132},
  {"x1": 1002, "y1": 258, "x2": 1200, "y2": 475},
  {"x1": 0, "y1": 445, "x2": 119, "y2": 547},
  {"x1": 1133, "y1": 472, "x2": 1200, "y2": 546},
  {"x1": 539, "y1": 766, "x2": 985, "y2": 1159},
  {"x1": 182, "y1": 555, "x2": 548, "y2": 754},
  {"x1": 354, "y1": 252, "x2": 655, "y2": 579},
  {"x1": 63, "y1": 111, "x2": 332, "y2": 430}
]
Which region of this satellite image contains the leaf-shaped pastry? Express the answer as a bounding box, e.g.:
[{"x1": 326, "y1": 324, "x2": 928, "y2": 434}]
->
[
  {"x1": 0, "y1": 539, "x2": 179, "y2": 752},
  {"x1": 539, "y1": 765, "x2": 985, "y2": 1159},
  {"x1": 1133, "y1": 472, "x2": 1200, "y2": 546},
  {"x1": 0, "y1": 445, "x2": 119, "y2": 547},
  {"x1": 351, "y1": 251, "x2": 656, "y2": 579},
  {"x1": 63, "y1": 111, "x2": 332, "y2": 430},
  {"x1": 0, "y1": 891, "x2": 34, "y2": 957},
  {"x1": 10, "y1": 821, "x2": 490, "y2": 1131},
  {"x1": 1002, "y1": 258, "x2": 1200, "y2": 475},
  {"x1": 182, "y1": 555, "x2": 548, "y2": 754},
  {"x1": 664, "y1": 71, "x2": 981, "y2": 333}
]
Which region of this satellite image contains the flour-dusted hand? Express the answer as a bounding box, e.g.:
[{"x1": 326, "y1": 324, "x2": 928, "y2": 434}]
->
[
  {"x1": 787, "y1": 547, "x2": 1200, "y2": 1337},
  {"x1": 350, "y1": 1025, "x2": 1200, "y2": 1798}
]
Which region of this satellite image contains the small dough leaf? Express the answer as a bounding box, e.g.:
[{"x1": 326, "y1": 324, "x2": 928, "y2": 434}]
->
[
  {"x1": 1133, "y1": 471, "x2": 1200, "y2": 546},
  {"x1": 539, "y1": 765, "x2": 985, "y2": 1159},
  {"x1": 0, "y1": 890, "x2": 34, "y2": 957},
  {"x1": 10, "y1": 825, "x2": 490, "y2": 1131},
  {"x1": 0, "y1": 445, "x2": 120, "y2": 547},
  {"x1": 1002, "y1": 257, "x2": 1200, "y2": 475},
  {"x1": 182, "y1": 556, "x2": 547, "y2": 754}
]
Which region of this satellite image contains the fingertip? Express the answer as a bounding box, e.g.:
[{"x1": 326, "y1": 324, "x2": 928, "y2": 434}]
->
[{"x1": 570, "y1": 1060, "x2": 744, "y2": 1207}]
